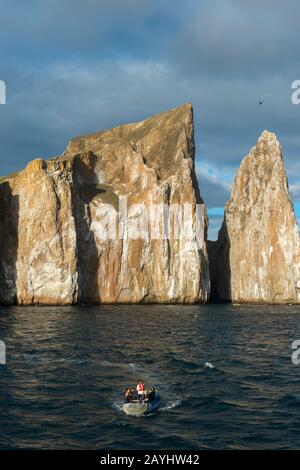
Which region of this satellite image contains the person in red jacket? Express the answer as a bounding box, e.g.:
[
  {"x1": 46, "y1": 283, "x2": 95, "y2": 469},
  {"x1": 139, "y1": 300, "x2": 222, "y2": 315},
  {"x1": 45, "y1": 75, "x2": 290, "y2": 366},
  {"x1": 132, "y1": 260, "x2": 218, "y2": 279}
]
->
[{"x1": 136, "y1": 380, "x2": 145, "y2": 402}]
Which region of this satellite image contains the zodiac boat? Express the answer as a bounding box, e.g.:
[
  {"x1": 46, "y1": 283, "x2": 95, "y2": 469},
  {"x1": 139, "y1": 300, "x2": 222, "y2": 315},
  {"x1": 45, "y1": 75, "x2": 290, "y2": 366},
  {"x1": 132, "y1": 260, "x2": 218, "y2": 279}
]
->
[{"x1": 123, "y1": 395, "x2": 161, "y2": 416}]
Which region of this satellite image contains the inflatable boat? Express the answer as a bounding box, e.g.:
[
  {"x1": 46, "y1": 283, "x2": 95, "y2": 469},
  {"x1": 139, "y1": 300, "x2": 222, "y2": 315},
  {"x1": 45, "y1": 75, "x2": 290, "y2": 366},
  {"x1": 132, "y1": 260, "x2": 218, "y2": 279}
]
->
[{"x1": 123, "y1": 394, "x2": 161, "y2": 416}]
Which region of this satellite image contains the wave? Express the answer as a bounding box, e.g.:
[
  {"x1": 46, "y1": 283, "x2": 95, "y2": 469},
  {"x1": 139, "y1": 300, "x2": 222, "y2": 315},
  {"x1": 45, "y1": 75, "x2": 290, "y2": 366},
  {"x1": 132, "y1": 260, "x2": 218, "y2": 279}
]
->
[
  {"x1": 160, "y1": 399, "x2": 182, "y2": 411},
  {"x1": 275, "y1": 393, "x2": 300, "y2": 409},
  {"x1": 204, "y1": 362, "x2": 215, "y2": 369}
]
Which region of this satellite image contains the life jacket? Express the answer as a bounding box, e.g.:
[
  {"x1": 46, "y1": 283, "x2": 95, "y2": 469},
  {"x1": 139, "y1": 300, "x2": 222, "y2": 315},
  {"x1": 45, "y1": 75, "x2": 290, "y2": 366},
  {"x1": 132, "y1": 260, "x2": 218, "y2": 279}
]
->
[{"x1": 137, "y1": 383, "x2": 145, "y2": 392}]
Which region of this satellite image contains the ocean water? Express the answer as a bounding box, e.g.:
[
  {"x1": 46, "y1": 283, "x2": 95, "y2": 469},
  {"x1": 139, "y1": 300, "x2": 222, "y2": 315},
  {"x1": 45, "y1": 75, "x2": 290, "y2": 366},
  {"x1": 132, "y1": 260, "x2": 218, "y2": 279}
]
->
[{"x1": 0, "y1": 304, "x2": 300, "y2": 450}]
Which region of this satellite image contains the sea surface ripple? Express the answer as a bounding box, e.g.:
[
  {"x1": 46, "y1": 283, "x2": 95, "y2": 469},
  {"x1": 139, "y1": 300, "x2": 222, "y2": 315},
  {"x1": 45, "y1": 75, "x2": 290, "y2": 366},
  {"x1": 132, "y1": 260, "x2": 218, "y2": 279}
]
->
[{"x1": 0, "y1": 304, "x2": 300, "y2": 449}]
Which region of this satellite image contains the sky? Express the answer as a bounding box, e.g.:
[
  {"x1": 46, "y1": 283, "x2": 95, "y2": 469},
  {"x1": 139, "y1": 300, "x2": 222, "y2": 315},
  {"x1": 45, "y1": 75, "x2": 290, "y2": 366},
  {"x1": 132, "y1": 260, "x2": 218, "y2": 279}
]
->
[{"x1": 0, "y1": 0, "x2": 299, "y2": 239}]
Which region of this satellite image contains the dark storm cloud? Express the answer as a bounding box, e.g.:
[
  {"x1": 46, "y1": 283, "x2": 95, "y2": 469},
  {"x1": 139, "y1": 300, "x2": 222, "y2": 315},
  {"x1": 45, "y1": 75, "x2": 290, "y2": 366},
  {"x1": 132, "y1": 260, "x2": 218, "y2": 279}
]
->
[
  {"x1": 169, "y1": 0, "x2": 300, "y2": 79},
  {"x1": 0, "y1": 0, "x2": 171, "y2": 60},
  {"x1": 0, "y1": 0, "x2": 300, "y2": 238}
]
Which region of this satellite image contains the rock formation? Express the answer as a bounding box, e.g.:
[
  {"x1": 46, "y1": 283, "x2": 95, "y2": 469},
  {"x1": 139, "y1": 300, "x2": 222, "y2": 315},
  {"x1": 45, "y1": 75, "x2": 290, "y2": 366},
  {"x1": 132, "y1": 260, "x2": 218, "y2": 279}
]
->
[
  {"x1": 209, "y1": 130, "x2": 300, "y2": 303},
  {"x1": 0, "y1": 103, "x2": 210, "y2": 304}
]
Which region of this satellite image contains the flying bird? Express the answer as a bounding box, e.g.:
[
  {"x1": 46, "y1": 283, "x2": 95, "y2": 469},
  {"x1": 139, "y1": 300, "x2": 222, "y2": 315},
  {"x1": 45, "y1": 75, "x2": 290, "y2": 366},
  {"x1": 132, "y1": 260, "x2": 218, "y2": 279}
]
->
[{"x1": 258, "y1": 100, "x2": 263, "y2": 105}]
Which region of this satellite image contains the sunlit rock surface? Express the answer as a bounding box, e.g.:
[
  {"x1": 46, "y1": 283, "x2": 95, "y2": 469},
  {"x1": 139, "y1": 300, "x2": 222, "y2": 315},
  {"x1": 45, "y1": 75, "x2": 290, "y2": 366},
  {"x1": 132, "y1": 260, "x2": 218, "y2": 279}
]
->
[
  {"x1": 0, "y1": 104, "x2": 210, "y2": 304},
  {"x1": 209, "y1": 131, "x2": 300, "y2": 304}
]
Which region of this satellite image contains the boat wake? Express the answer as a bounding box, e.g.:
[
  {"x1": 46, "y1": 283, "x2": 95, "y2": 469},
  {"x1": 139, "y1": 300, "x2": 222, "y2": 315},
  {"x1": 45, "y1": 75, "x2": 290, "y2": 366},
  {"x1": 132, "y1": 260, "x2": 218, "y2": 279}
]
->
[
  {"x1": 113, "y1": 397, "x2": 182, "y2": 416},
  {"x1": 112, "y1": 399, "x2": 125, "y2": 415},
  {"x1": 160, "y1": 399, "x2": 182, "y2": 411}
]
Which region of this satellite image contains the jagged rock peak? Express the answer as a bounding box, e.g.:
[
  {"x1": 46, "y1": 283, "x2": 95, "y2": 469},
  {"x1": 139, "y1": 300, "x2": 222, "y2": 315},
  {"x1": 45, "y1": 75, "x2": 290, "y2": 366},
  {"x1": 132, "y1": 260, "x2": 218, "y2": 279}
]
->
[{"x1": 209, "y1": 130, "x2": 300, "y2": 304}]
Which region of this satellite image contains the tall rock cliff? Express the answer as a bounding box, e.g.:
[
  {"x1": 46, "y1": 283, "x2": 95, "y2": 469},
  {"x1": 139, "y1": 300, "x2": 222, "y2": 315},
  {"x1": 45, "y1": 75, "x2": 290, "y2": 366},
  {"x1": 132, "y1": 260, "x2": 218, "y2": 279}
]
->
[
  {"x1": 0, "y1": 103, "x2": 210, "y2": 304},
  {"x1": 209, "y1": 130, "x2": 300, "y2": 304}
]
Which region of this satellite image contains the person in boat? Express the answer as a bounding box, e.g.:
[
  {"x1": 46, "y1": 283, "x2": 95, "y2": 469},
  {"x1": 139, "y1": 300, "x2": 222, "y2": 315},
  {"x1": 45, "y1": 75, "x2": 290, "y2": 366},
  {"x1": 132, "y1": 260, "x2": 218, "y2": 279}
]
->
[
  {"x1": 143, "y1": 387, "x2": 156, "y2": 403},
  {"x1": 124, "y1": 387, "x2": 134, "y2": 403},
  {"x1": 136, "y1": 380, "x2": 145, "y2": 402},
  {"x1": 124, "y1": 388, "x2": 131, "y2": 403},
  {"x1": 147, "y1": 387, "x2": 156, "y2": 402}
]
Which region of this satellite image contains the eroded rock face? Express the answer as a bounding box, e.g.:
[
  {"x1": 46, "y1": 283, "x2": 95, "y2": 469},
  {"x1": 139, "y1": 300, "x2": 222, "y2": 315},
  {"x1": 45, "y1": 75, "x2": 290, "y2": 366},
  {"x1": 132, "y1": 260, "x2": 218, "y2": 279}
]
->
[
  {"x1": 0, "y1": 104, "x2": 210, "y2": 304},
  {"x1": 0, "y1": 159, "x2": 78, "y2": 304},
  {"x1": 210, "y1": 131, "x2": 300, "y2": 304}
]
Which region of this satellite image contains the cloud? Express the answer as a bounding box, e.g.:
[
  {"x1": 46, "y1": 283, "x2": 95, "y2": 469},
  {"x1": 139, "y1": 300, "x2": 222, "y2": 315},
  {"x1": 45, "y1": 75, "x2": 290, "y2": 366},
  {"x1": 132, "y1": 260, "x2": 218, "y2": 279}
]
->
[
  {"x1": 0, "y1": 0, "x2": 167, "y2": 60},
  {"x1": 207, "y1": 215, "x2": 224, "y2": 241},
  {"x1": 196, "y1": 161, "x2": 232, "y2": 192},
  {"x1": 290, "y1": 183, "x2": 300, "y2": 201},
  {"x1": 196, "y1": 160, "x2": 232, "y2": 212},
  {"x1": 168, "y1": 0, "x2": 300, "y2": 79}
]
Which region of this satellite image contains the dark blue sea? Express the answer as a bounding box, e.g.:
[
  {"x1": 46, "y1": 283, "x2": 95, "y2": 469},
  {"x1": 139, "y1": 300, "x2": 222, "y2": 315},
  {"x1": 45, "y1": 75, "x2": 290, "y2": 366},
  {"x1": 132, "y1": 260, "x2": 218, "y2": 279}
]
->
[{"x1": 0, "y1": 304, "x2": 300, "y2": 450}]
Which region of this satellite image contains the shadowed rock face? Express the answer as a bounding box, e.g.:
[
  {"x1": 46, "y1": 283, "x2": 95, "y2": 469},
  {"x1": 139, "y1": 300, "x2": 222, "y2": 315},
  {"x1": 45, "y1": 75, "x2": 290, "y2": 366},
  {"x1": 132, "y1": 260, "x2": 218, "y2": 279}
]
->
[
  {"x1": 0, "y1": 104, "x2": 210, "y2": 304},
  {"x1": 210, "y1": 131, "x2": 300, "y2": 304}
]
